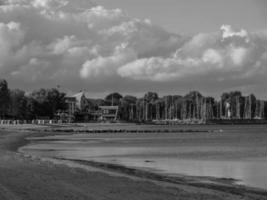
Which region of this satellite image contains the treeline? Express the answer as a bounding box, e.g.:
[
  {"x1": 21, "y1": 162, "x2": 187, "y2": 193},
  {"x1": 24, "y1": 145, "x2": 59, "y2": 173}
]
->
[
  {"x1": 1, "y1": 79, "x2": 267, "y2": 121},
  {"x1": 0, "y1": 79, "x2": 66, "y2": 119},
  {"x1": 101, "y1": 91, "x2": 267, "y2": 122}
]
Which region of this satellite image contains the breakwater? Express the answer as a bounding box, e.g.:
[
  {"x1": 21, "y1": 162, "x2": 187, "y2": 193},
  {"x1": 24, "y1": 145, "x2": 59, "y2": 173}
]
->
[{"x1": 41, "y1": 128, "x2": 210, "y2": 134}]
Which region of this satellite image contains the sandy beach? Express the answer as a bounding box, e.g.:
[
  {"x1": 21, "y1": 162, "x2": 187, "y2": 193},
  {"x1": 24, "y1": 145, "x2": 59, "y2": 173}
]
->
[{"x1": 1, "y1": 125, "x2": 267, "y2": 200}]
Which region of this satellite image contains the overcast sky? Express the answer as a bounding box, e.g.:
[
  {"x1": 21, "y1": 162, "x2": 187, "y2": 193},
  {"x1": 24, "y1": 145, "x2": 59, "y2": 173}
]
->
[{"x1": 0, "y1": 0, "x2": 267, "y2": 98}]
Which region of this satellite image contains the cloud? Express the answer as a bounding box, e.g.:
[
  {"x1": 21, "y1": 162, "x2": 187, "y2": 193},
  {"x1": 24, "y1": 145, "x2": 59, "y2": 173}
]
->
[
  {"x1": 0, "y1": 0, "x2": 267, "y2": 97},
  {"x1": 228, "y1": 46, "x2": 247, "y2": 66},
  {"x1": 0, "y1": 0, "x2": 182, "y2": 89},
  {"x1": 202, "y1": 49, "x2": 223, "y2": 66},
  {"x1": 118, "y1": 25, "x2": 267, "y2": 85},
  {"x1": 221, "y1": 24, "x2": 249, "y2": 43},
  {"x1": 118, "y1": 57, "x2": 204, "y2": 81},
  {"x1": 0, "y1": 21, "x2": 24, "y2": 57},
  {"x1": 80, "y1": 43, "x2": 137, "y2": 78}
]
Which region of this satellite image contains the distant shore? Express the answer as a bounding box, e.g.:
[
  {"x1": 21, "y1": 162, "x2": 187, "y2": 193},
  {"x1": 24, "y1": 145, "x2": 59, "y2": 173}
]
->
[
  {"x1": 1, "y1": 124, "x2": 267, "y2": 200},
  {"x1": 2, "y1": 118, "x2": 267, "y2": 127}
]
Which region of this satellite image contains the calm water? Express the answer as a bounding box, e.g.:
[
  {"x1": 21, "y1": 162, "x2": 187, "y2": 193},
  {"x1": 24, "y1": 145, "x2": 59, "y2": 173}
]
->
[{"x1": 20, "y1": 125, "x2": 267, "y2": 189}]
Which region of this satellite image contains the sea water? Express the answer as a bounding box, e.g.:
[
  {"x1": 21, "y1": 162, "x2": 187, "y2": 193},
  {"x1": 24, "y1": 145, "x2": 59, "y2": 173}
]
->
[{"x1": 20, "y1": 125, "x2": 267, "y2": 189}]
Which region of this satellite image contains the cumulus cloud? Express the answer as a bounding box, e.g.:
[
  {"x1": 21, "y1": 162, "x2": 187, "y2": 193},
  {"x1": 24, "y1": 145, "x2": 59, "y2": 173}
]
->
[
  {"x1": 0, "y1": 0, "x2": 267, "y2": 96},
  {"x1": 0, "y1": 21, "x2": 24, "y2": 60},
  {"x1": 221, "y1": 24, "x2": 249, "y2": 43},
  {"x1": 0, "y1": 0, "x2": 182, "y2": 89},
  {"x1": 202, "y1": 49, "x2": 223, "y2": 66},
  {"x1": 118, "y1": 25, "x2": 267, "y2": 84},
  {"x1": 80, "y1": 43, "x2": 137, "y2": 78}
]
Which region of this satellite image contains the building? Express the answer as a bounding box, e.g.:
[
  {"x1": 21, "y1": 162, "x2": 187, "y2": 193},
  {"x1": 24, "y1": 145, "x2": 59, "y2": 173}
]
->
[
  {"x1": 72, "y1": 92, "x2": 89, "y2": 111},
  {"x1": 64, "y1": 92, "x2": 120, "y2": 122},
  {"x1": 65, "y1": 97, "x2": 76, "y2": 115},
  {"x1": 98, "y1": 106, "x2": 119, "y2": 121},
  {"x1": 65, "y1": 92, "x2": 89, "y2": 122}
]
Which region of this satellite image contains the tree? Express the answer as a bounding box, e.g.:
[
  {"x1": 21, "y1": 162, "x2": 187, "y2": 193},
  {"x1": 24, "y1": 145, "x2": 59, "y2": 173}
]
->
[
  {"x1": 30, "y1": 88, "x2": 67, "y2": 118},
  {"x1": 136, "y1": 98, "x2": 145, "y2": 121},
  {"x1": 105, "y1": 92, "x2": 123, "y2": 106},
  {"x1": 123, "y1": 95, "x2": 137, "y2": 104},
  {"x1": 47, "y1": 88, "x2": 67, "y2": 116},
  {"x1": 144, "y1": 92, "x2": 158, "y2": 102},
  {"x1": 184, "y1": 91, "x2": 203, "y2": 119},
  {"x1": 228, "y1": 91, "x2": 242, "y2": 119},
  {"x1": 9, "y1": 89, "x2": 28, "y2": 119},
  {"x1": 119, "y1": 95, "x2": 137, "y2": 121},
  {"x1": 204, "y1": 97, "x2": 215, "y2": 120},
  {"x1": 243, "y1": 94, "x2": 256, "y2": 119},
  {"x1": 0, "y1": 79, "x2": 9, "y2": 118},
  {"x1": 144, "y1": 92, "x2": 158, "y2": 120}
]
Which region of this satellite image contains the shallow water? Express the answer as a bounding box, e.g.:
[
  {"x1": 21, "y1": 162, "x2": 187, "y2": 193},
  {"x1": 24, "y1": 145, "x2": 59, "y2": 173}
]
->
[{"x1": 20, "y1": 125, "x2": 267, "y2": 189}]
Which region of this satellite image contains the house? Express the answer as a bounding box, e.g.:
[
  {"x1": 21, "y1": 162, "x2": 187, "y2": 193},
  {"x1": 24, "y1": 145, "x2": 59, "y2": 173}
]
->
[
  {"x1": 65, "y1": 97, "x2": 76, "y2": 116},
  {"x1": 72, "y1": 92, "x2": 89, "y2": 111},
  {"x1": 65, "y1": 92, "x2": 120, "y2": 122},
  {"x1": 98, "y1": 106, "x2": 119, "y2": 121},
  {"x1": 65, "y1": 92, "x2": 89, "y2": 121}
]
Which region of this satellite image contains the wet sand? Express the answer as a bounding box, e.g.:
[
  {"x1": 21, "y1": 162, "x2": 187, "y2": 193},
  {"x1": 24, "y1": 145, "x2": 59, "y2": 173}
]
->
[{"x1": 1, "y1": 124, "x2": 267, "y2": 200}]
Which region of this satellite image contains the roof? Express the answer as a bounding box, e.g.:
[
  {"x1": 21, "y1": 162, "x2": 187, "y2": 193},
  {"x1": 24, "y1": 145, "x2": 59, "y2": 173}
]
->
[
  {"x1": 65, "y1": 96, "x2": 76, "y2": 102},
  {"x1": 66, "y1": 91, "x2": 87, "y2": 110},
  {"x1": 72, "y1": 92, "x2": 85, "y2": 100}
]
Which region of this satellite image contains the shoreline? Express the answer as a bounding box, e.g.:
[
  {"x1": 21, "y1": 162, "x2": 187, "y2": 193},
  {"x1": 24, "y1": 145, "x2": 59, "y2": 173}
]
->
[
  {"x1": 1, "y1": 125, "x2": 267, "y2": 200},
  {"x1": 55, "y1": 158, "x2": 267, "y2": 196}
]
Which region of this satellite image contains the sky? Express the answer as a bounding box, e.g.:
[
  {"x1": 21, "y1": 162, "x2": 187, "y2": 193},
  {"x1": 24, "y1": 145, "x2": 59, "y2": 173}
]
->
[
  {"x1": 0, "y1": 0, "x2": 267, "y2": 99},
  {"x1": 96, "y1": 0, "x2": 267, "y2": 34}
]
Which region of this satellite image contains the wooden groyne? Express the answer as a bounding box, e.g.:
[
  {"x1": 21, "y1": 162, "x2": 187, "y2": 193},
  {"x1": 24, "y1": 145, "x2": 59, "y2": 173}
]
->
[{"x1": 41, "y1": 128, "x2": 210, "y2": 134}]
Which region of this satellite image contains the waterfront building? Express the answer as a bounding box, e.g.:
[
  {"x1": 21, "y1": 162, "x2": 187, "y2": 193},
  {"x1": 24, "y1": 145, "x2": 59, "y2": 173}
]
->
[
  {"x1": 98, "y1": 106, "x2": 119, "y2": 121},
  {"x1": 65, "y1": 92, "x2": 89, "y2": 122}
]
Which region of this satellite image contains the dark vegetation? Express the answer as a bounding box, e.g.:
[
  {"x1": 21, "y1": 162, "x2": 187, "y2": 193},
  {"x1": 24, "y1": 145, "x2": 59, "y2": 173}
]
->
[
  {"x1": 0, "y1": 79, "x2": 66, "y2": 120},
  {"x1": 1, "y1": 79, "x2": 267, "y2": 121}
]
